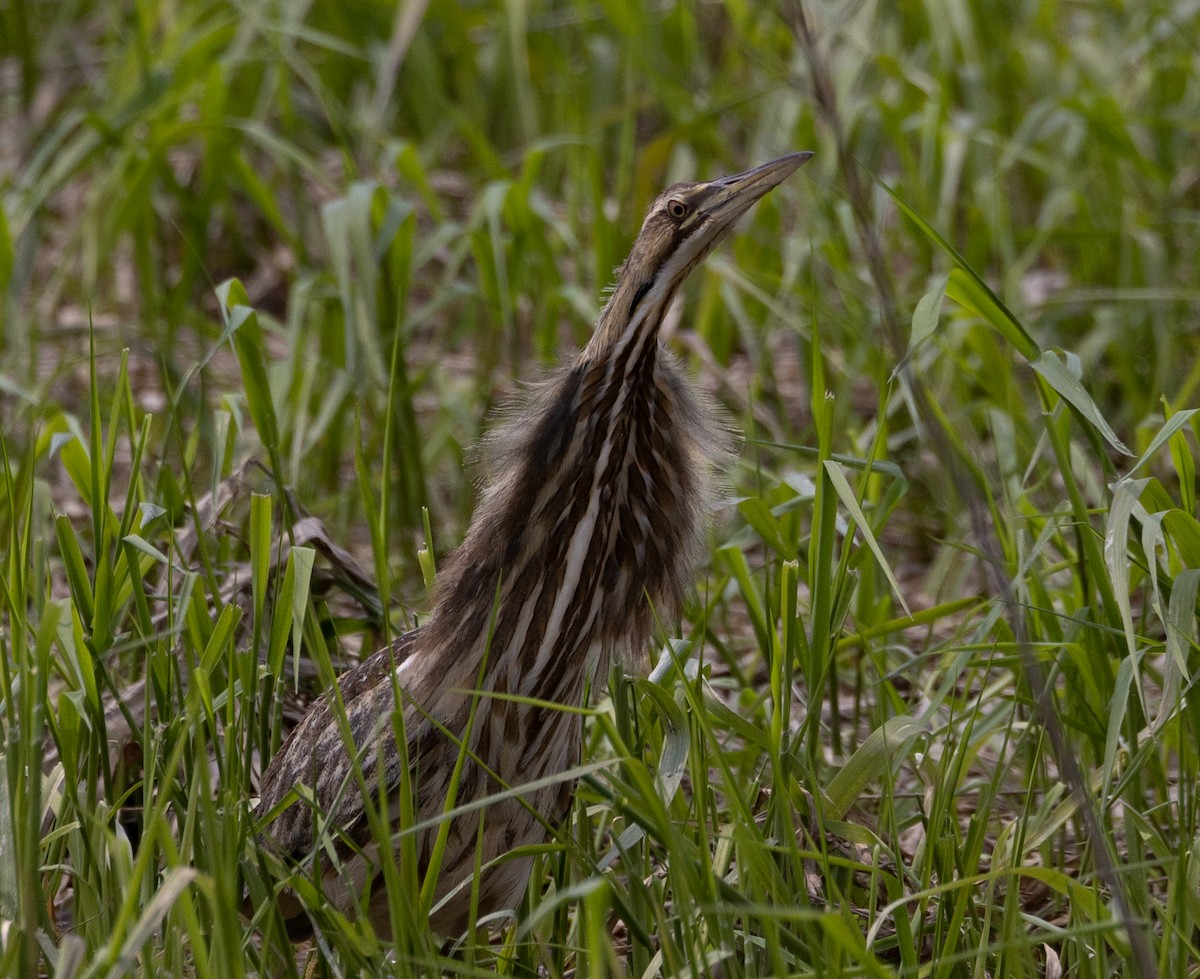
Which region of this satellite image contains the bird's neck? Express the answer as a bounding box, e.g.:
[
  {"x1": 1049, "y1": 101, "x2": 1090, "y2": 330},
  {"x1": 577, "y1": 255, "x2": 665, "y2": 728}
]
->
[
  {"x1": 424, "y1": 320, "x2": 718, "y2": 709},
  {"x1": 585, "y1": 269, "x2": 678, "y2": 369}
]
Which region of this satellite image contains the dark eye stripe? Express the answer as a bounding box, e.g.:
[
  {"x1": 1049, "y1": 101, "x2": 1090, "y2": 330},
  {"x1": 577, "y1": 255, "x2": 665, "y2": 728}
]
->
[{"x1": 670, "y1": 212, "x2": 708, "y2": 254}]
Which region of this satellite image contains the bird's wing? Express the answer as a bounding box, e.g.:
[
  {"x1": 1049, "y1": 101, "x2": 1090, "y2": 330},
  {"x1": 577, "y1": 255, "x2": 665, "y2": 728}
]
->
[{"x1": 254, "y1": 627, "x2": 423, "y2": 860}]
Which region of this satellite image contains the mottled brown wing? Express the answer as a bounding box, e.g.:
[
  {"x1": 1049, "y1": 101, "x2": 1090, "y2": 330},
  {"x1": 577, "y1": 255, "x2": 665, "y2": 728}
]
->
[{"x1": 254, "y1": 628, "x2": 422, "y2": 861}]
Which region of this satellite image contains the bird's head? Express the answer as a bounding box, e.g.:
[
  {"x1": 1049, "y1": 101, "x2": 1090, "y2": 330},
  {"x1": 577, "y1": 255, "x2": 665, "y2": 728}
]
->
[{"x1": 595, "y1": 151, "x2": 813, "y2": 347}]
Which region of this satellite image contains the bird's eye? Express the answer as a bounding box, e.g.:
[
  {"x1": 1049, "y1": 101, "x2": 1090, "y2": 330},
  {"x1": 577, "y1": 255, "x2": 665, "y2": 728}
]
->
[{"x1": 666, "y1": 199, "x2": 688, "y2": 220}]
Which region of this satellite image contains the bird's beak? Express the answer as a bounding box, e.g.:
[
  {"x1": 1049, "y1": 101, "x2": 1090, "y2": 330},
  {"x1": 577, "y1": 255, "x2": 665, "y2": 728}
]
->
[
  {"x1": 706, "y1": 151, "x2": 813, "y2": 222},
  {"x1": 716, "y1": 151, "x2": 814, "y2": 194}
]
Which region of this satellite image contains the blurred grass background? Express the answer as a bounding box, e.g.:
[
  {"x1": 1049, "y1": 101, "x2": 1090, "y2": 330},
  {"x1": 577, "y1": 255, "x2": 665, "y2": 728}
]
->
[{"x1": 2, "y1": 0, "x2": 1199, "y2": 975}]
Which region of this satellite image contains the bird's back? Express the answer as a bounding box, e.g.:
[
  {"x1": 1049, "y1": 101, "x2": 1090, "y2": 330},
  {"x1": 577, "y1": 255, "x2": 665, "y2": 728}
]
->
[{"x1": 254, "y1": 347, "x2": 721, "y2": 937}]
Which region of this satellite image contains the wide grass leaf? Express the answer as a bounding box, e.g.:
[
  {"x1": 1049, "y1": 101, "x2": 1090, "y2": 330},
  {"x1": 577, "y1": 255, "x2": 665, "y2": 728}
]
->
[{"x1": 824, "y1": 715, "x2": 929, "y2": 820}]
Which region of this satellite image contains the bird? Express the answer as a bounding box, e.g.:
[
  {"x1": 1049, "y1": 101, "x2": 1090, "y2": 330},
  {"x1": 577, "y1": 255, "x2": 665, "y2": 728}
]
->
[{"x1": 252, "y1": 151, "x2": 813, "y2": 940}]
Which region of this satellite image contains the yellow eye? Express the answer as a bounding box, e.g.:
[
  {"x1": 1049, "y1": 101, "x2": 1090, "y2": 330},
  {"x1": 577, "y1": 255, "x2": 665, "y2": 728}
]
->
[{"x1": 666, "y1": 199, "x2": 688, "y2": 220}]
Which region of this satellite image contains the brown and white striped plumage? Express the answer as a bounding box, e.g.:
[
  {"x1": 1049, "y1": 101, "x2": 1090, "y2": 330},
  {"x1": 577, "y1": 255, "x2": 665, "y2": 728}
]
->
[{"x1": 254, "y1": 152, "x2": 812, "y2": 938}]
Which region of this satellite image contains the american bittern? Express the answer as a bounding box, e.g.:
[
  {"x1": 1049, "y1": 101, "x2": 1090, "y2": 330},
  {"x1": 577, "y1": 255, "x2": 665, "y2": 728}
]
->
[{"x1": 254, "y1": 152, "x2": 812, "y2": 938}]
